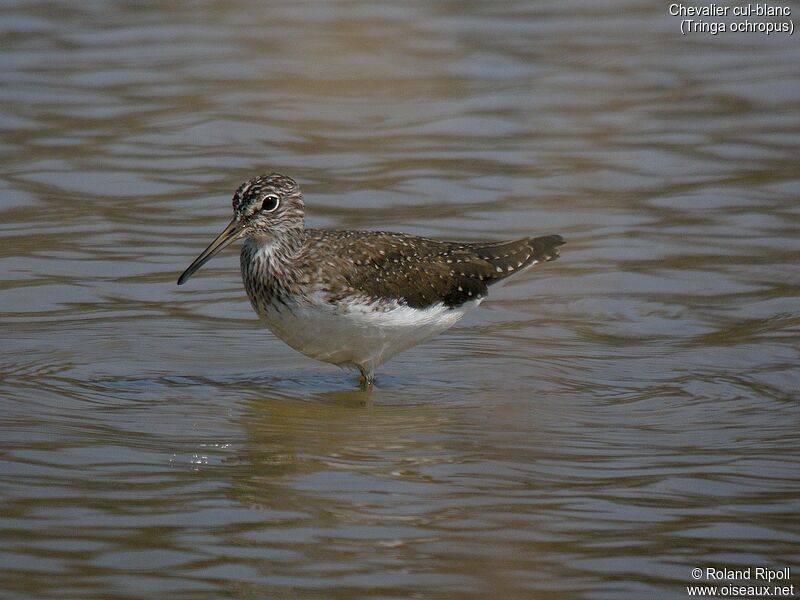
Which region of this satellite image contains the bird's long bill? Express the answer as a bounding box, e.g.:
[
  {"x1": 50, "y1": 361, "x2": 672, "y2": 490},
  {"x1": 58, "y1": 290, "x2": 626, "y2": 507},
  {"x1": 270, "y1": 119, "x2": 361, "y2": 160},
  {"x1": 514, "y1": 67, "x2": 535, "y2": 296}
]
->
[{"x1": 177, "y1": 219, "x2": 244, "y2": 285}]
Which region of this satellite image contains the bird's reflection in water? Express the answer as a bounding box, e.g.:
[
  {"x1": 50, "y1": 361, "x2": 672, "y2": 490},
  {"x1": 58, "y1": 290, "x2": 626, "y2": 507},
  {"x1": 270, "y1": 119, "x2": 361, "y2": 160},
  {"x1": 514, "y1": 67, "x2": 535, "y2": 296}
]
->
[{"x1": 226, "y1": 383, "x2": 455, "y2": 515}]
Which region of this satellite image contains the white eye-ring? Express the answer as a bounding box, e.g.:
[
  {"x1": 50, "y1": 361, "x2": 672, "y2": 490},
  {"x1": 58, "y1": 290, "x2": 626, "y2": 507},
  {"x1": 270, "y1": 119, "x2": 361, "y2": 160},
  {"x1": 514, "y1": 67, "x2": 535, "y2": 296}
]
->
[{"x1": 260, "y1": 194, "x2": 280, "y2": 212}]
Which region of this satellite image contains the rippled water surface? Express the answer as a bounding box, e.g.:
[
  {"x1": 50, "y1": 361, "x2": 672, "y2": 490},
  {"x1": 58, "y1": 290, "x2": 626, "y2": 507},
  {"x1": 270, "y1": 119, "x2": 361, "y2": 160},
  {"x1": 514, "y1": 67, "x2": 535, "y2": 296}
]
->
[{"x1": 2, "y1": 1, "x2": 799, "y2": 598}]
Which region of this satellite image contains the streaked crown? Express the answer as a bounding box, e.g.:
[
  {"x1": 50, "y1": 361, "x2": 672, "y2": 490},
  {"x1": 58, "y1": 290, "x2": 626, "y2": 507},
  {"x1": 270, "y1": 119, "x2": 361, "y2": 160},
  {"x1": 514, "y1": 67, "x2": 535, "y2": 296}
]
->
[{"x1": 231, "y1": 173, "x2": 305, "y2": 239}]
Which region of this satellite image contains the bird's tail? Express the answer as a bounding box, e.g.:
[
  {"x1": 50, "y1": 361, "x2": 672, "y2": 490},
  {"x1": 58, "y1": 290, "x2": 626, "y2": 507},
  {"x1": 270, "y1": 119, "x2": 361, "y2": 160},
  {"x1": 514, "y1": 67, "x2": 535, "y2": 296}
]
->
[{"x1": 468, "y1": 234, "x2": 564, "y2": 285}]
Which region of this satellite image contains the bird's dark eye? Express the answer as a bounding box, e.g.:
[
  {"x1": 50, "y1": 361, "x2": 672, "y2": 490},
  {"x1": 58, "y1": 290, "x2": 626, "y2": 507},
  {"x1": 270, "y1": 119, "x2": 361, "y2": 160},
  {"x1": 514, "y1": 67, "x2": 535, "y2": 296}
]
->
[{"x1": 260, "y1": 194, "x2": 280, "y2": 212}]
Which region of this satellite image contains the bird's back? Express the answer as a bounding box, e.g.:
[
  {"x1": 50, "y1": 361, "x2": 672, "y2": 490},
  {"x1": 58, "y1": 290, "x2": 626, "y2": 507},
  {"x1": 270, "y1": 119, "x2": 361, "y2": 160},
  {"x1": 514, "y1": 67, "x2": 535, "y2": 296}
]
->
[{"x1": 300, "y1": 229, "x2": 565, "y2": 309}]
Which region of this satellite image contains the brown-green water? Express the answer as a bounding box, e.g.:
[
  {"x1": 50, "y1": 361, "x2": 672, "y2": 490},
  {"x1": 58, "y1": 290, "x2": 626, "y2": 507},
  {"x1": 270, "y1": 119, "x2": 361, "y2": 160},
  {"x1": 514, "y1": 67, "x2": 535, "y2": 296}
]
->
[{"x1": 1, "y1": 2, "x2": 798, "y2": 598}]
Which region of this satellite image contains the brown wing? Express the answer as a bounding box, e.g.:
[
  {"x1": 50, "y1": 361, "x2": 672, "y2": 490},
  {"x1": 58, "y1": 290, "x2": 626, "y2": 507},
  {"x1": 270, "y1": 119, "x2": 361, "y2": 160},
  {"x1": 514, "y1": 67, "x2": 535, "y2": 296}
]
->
[{"x1": 309, "y1": 231, "x2": 564, "y2": 309}]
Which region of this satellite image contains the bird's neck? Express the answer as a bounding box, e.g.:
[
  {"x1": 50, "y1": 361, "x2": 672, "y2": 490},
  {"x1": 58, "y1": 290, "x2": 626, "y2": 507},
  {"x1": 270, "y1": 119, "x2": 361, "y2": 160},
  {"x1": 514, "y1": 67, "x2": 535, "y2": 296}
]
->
[
  {"x1": 253, "y1": 226, "x2": 305, "y2": 254},
  {"x1": 242, "y1": 229, "x2": 305, "y2": 284}
]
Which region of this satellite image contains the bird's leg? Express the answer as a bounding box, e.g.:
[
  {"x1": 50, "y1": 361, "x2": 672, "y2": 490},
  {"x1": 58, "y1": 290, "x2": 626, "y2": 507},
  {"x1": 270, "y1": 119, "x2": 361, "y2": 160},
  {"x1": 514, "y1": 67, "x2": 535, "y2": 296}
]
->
[{"x1": 358, "y1": 366, "x2": 375, "y2": 390}]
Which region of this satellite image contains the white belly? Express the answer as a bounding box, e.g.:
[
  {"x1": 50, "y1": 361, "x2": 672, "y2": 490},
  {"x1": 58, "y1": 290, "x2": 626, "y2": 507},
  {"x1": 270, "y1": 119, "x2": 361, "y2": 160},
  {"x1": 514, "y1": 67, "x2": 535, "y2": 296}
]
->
[{"x1": 255, "y1": 294, "x2": 480, "y2": 374}]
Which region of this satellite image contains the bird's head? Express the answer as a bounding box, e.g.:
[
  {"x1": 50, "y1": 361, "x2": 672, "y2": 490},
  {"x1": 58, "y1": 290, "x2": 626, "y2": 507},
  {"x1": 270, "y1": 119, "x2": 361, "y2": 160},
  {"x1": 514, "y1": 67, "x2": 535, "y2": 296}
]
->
[{"x1": 177, "y1": 173, "x2": 304, "y2": 285}]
